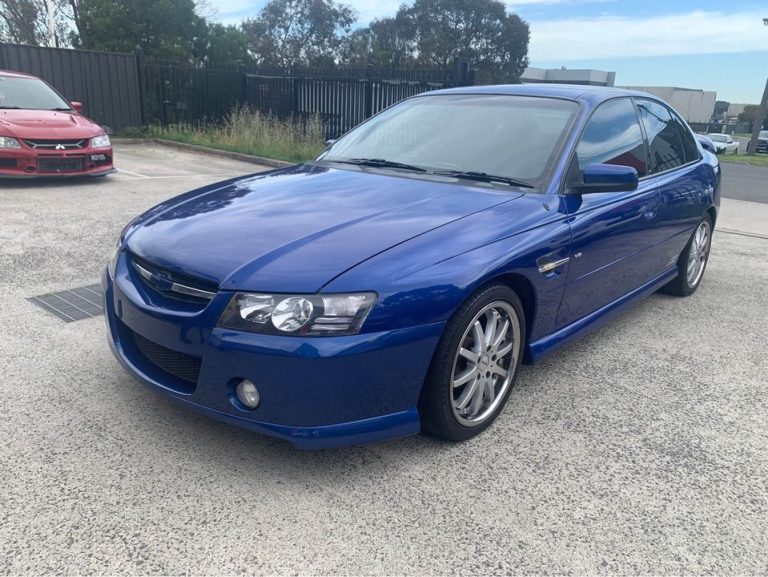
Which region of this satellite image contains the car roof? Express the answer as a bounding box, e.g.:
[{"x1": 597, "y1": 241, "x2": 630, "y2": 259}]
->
[
  {"x1": 427, "y1": 83, "x2": 661, "y2": 105},
  {"x1": 0, "y1": 69, "x2": 37, "y2": 79}
]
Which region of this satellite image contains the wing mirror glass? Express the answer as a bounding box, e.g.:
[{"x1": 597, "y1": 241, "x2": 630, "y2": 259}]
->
[{"x1": 573, "y1": 163, "x2": 638, "y2": 194}]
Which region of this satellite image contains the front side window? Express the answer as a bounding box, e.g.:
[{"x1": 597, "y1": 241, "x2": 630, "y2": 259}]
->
[
  {"x1": 0, "y1": 76, "x2": 71, "y2": 110},
  {"x1": 637, "y1": 99, "x2": 685, "y2": 173},
  {"x1": 320, "y1": 94, "x2": 579, "y2": 186},
  {"x1": 574, "y1": 97, "x2": 647, "y2": 177}
]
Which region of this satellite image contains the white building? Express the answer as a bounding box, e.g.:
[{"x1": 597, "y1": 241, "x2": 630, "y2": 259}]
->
[
  {"x1": 522, "y1": 67, "x2": 615, "y2": 87},
  {"x1": 619, "y1": 86, "x2": 716, "y2": 123}
]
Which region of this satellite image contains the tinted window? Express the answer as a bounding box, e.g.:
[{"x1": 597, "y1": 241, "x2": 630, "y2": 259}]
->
[
  {"x1": 637, "y1": 99, "x2": 685, "y2": 173},
  {"x1": 575, "y1": 98, "x2": 647, "y2": 177},
  {"x1": 672, "y1": 111, "x2": 700, "y2": 163},
  {"x1": 322, "y1": 95, "x2": 578, "y2": 185}
]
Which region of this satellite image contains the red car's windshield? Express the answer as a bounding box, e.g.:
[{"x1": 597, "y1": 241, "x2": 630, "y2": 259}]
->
[{"x1": 0, "y1": 76, "x2": 71, "y2": 110}]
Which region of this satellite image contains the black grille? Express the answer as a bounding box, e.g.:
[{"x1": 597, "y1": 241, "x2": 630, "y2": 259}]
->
[
  {"x1": 38, "y1": 157, "x2": 84, "y2": 173},
  {"x1": 133, "y1": 332, "x2": 202, "y2": 385},
  {"x1": 23, "y1": 139, "x2": 87, "y2": 150},
  {"x1": 0, "y1": 158, "x2": 16, "y2": 168}
]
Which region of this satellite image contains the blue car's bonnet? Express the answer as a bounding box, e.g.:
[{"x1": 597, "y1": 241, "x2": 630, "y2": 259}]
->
[{"x1": 125, "y1": 164, "x2": 524, "y2": 293}]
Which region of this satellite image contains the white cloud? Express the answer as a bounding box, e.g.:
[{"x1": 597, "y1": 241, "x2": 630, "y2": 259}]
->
[{"x1": 530, "y1": 10, "x2": 768, "y2": 61}]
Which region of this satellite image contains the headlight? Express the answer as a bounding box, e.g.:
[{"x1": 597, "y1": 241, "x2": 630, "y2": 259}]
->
[
  {"x1": 91, "y1": 134, "x2": 111, "y2": 148},
  {"x1": 0, "y1": 136, "x2": 21, "y2": 149},
  {"x1": 218, "y1": 292, "x2": 377, "y2": 336}
]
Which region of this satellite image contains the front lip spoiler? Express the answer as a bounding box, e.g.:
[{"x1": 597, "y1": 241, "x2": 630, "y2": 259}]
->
[{"x1": 0, "y1": 167, "x2": 116, "y2": 179}]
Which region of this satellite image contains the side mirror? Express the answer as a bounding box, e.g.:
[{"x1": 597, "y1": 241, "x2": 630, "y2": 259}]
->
[
  {"x1": 70, "y1": 101, "x2": 83, "y2": 112},
  {"x1": 573, "y1": 163, "x2": 638, "y2": 194},
  {"x1": 325, "y1": 139, "x2": 337, "y2": 147}
]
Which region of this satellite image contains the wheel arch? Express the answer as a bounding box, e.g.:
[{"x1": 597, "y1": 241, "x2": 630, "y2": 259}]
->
[
  {"x1": 706, "y1": 205, "x2": 717, "y2": 227},
  {"x1": 478, "y1": 272, "x2": 537, "y2": 354}
]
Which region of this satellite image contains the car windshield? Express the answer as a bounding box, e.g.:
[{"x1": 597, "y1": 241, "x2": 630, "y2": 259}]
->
[
  {"x1": 760, "y1": 131, "x2": 768, "y2": 139},
  {"x1": 708, "y1": 134, "x2": 727, "y2": 142},
  {"x1": 0, "y1": 76, "x2": 71, "y2": 110},
  {"x1": 319, "y1": 94, "x2": 578, "y2": 186}
]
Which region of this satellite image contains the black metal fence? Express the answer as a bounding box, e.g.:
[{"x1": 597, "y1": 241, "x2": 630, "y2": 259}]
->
[{"x1": 1, "y1": 43, "x2": 471, "y2": 138}]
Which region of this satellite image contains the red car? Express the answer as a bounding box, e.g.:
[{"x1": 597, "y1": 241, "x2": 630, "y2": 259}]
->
[{"x1": 0, "y1": 70, "x2": 114, "y2": 178}]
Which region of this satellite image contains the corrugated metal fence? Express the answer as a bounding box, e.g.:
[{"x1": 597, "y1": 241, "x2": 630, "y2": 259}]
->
[
  {"x1": 0, "y1": 43, "x2": 470, "y2": 137},
  {"x1": 0, "y1": 43, "x2": 143, "y2": 131}
]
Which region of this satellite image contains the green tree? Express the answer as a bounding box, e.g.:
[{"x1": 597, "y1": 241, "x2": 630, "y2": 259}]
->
[
  {"x1": 404, "y1": 0, "x2": 529, "y2": 82},
  {"x1": 70, "y1": 0, "x2": 207, "y2": 62},
  {"x1": 342, "y1": 12, "x2": 417, "y2": 71},
  {"x1": 243, "y1": 0, "x2": 357, "y2": 68},
  {"x1": 199, "y1": 23, "x2": 252, "y2": 67},
  {"x1": 0, "y1": 0, "x2": 71, "y2": 46},
  {"x1": 738, "y1": 104, "x2": 761, "y2": 123}
]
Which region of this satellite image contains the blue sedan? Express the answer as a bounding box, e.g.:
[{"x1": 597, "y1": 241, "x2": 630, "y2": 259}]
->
[{"x1": 104, "y1": 85, "x2": 720, "y2": 449}]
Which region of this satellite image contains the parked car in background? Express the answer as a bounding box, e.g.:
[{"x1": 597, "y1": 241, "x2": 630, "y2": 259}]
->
[
  {"x1": 706, "y1": 133, "x2": 739, "y2": 155},
  {"x1": 105, "y1": 85, "x2": 720, "y2": 449},
  {"x1": 0, "y1": 70, "x2": 114, "y2": 178},
  {"x1": 757, "y1": 130, "x2": 768, "y2": 153}
]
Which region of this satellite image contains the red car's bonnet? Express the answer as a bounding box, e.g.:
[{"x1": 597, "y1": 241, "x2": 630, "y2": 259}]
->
[{"x1": 0, "y1": 108, "x2": 104, "y2": 140}]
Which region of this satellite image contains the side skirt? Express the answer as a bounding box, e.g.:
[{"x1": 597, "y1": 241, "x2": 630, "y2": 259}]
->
[{"x1": 525, "y1": 267, "x2": 678, "y2": 364}]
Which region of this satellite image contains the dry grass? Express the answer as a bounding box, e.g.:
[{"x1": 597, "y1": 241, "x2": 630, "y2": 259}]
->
[{"x1": 148, "y1": 107, "x2": 326, "y2": 163}]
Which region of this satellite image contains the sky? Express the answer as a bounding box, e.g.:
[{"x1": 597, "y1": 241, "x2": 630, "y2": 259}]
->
[{"x1": 206, "y1": 0, "x2": 768, "y2": 104}]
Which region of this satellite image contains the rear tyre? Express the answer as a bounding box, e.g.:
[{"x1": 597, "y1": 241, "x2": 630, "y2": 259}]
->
[
  {"x1": 660, "y1": 215, "x2": 712, "y2": 297},
  {"x1": 419, "y1": 284, "x2": 525, "y2": 442}
]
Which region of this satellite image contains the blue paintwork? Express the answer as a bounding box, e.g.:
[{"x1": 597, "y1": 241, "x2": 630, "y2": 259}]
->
[
  {"x1": 104, "y1": 84, "x2": 720, "y2": 449},
  {"x1": 579, "y1": 163, "x2": 638, "y2": 192}
]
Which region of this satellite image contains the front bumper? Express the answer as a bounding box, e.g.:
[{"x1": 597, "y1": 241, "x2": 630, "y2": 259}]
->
[
  {"x1": 103, "y1": 255, "x2": 444, "y2": 449},
  {"x1": 0, "y1": 145, "x2": 114, "y2": 177}
]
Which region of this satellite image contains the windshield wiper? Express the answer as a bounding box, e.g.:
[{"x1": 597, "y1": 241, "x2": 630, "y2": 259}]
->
[
  {"x1": 432, "y1": 170, "x2": 534, "y2": 189},
  {"x1": 329, "y1": 158, "x2": 428, "y2": 173},
  {"x1": 49, "y1": 107, "x2": 73, "y2": 111},
  {"x1": 0, "y1": 106, "x2": 21, "y2": 109}
]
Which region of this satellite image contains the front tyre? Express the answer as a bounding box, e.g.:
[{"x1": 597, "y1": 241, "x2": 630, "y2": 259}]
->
[
  {"x1": 420, "y1": 284, "x2": 525, "y2": 442},
  {"x1": 661, "y1": 215, "x2": 712, "y2": 296}
]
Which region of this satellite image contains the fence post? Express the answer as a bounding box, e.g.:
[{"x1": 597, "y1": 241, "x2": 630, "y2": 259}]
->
[
  {"x1": 291, "y1": 77, "x2": 299, "y2": 118},
  {"x1": 364, "y1": 64, "x2": 374, "y2": 120},
  {"x1": 135, "y1": 48, "x2": 146, "y2": 128},
  {"x1": 238, "y1": 61, "x2": 248, "y2": 107}
]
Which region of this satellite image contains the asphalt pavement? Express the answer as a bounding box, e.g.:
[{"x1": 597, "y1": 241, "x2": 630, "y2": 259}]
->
[
  {"x1": 720, "y1": 161, "x2": 768, "y2": 204},
  {"x1": 0, "y1": 143, "x2": 767, "y2": 575}
]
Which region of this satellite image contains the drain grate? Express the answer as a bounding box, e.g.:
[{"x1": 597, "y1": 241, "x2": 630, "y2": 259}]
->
[{"x1": 28, "y1": 284, "x2": 104, "y2": 322}]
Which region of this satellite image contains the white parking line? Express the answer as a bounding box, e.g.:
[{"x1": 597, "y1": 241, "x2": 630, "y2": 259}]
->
[
  {"x1": 116, "y1": 167, "x2": 149, "y2": 178},
  {"x1": 117, "y1": 173, "x2": 245, "y2": 181}
]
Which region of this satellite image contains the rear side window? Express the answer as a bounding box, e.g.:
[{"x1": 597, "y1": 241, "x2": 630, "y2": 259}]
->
[
  {"x1": 636, "y1": 99, "x2": 685, "y2": 173},
  {"x1": 670, "y1": 110, "x2": 700, "y2": 163},
  {"x1": 575, "y1": 97, "x2": 647, "y2": 177}
]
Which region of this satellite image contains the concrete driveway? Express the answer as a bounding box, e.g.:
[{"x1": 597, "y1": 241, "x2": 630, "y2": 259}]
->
[{"x1": 1, "y1": 143, "x2": 767, "y2": 574}]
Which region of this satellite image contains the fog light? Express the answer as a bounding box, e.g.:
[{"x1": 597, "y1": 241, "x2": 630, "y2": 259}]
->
[{"x1": 235, "y1": 379, "x2": 260, "y2": 409}]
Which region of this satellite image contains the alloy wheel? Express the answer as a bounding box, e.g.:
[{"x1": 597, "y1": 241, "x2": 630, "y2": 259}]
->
[
  {"x1": 450, "y1": 301, "x2": 521, "y2": 427},
  {"x1": 686, "y1": 220, "x2": 711, "y2": 288}
]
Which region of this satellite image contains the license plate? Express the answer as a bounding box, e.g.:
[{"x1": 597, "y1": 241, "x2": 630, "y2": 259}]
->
[
  {"x1": 90, "y1": 154, "x2": 107, "y2": 162},
  {"x1": 38, "y1": 158, "x2": 83, "y2": 173}
]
